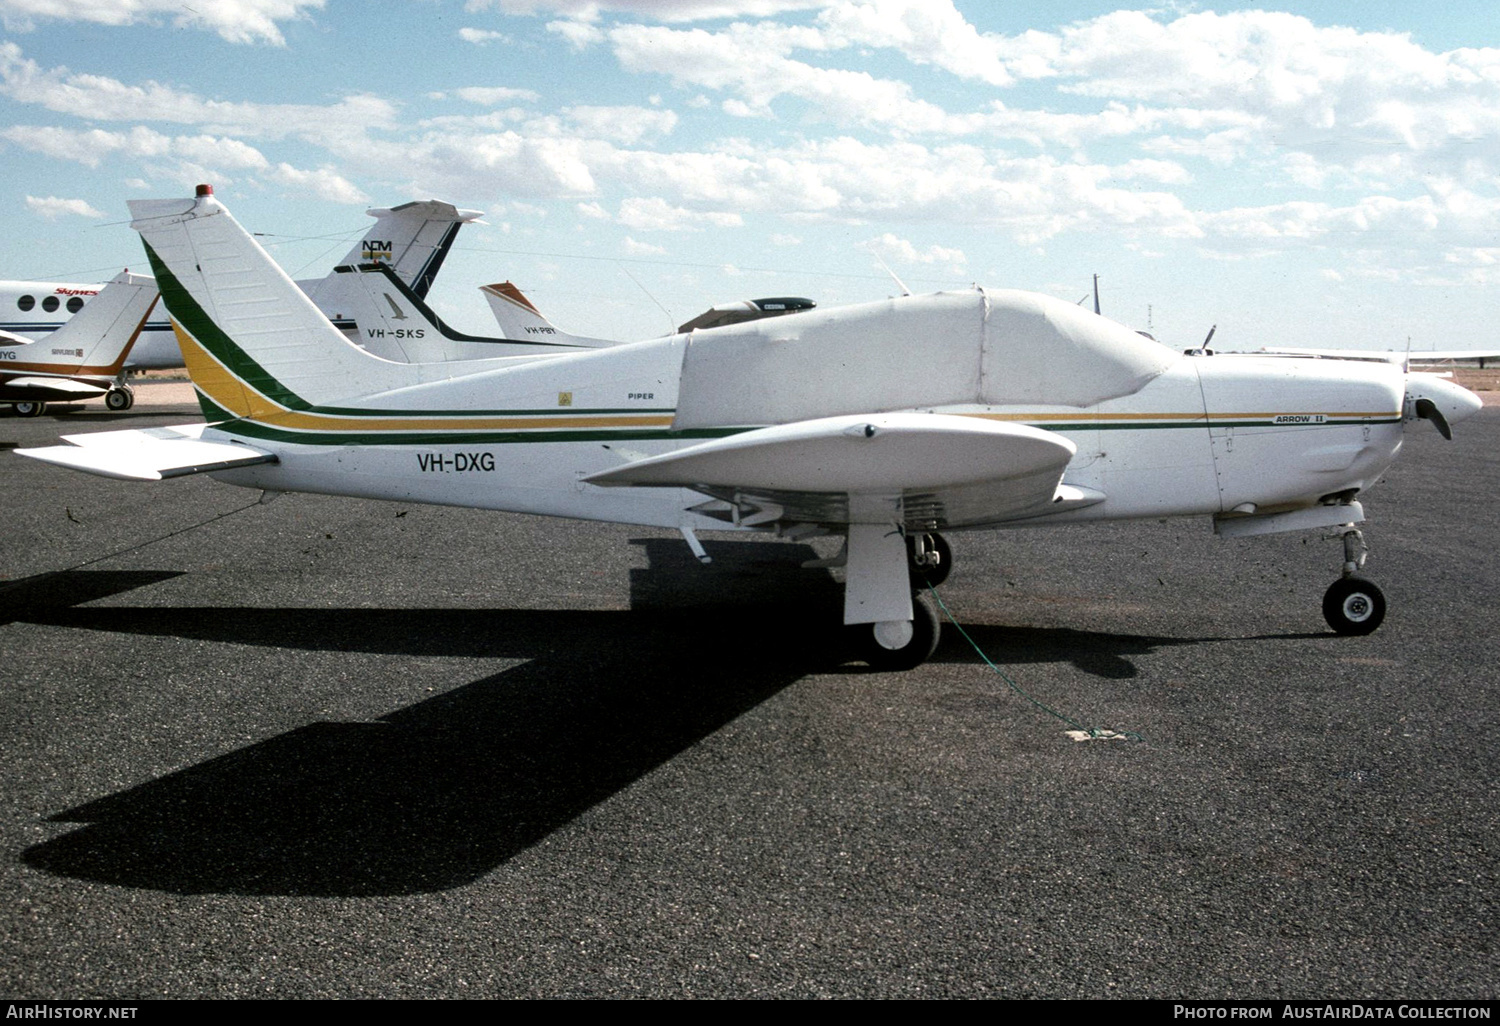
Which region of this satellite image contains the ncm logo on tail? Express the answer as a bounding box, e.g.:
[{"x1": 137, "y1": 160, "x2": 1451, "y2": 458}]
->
[{"x1": 362, "y1": 240, "x2": 393, "y2": 262}]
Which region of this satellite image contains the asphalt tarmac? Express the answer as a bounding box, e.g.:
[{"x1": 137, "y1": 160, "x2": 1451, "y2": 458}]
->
[{"x1": 2, "y1": 390, "x2": 1497, "y2": 999}]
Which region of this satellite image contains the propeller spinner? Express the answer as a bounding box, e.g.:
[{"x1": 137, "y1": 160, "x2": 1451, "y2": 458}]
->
[{"x1": 1405, "y1": 373, "x2": 1482, "y2": 439}]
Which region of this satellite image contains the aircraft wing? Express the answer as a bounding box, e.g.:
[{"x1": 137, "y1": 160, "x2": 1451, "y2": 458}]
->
[
  {"x1": 2, "y1": 376, "x2": 110, "y2": 397},
  {"x1": 1257, "y1": 346, "x2": 1500, "y2": 363},
  {"x1": 585, "y1": 413, "x2": 1099, "y2": 528},
  {"x1": 15, "y1": 425, "x2": 277, "y2": 482}
]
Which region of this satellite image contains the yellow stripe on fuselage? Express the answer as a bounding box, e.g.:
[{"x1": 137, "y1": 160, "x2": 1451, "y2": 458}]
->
[{"x1": 176, "y1": 323, "x2": 674, "y2": 433}]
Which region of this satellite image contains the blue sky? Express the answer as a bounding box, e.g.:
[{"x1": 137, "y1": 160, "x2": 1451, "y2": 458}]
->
[{"x1": 1, "y1": 0, "x2": 1498, "y2": 350}]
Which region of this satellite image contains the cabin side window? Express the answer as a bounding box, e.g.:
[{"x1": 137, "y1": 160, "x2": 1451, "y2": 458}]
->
[
  {"x1": 41, "y1": 295, "x2": 59, "y2": 312},
  {"x1": 16, "y1": 295, "x2": 34, "y2": 311},
  {"x1": 66, "y1": 296, "x2": 84, "y2": 313}
]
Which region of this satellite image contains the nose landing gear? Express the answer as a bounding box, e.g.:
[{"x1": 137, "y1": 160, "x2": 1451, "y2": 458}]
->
[{"x1": 1322, "y1": 528, "x2": 1386, "y2": 635}]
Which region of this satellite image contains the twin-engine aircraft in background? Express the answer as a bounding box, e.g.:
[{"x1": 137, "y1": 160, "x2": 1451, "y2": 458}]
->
[
  {"x1": 349, "y1": 261, "x2": 820, "y2": 360},
  {"x1": 16, "y1": 187, "x2": 1484, "y2": 668},
  {"x1": 1, "y1": 271, "x2": 158, "y2": 415},
  {"x1": 0, "y1": 200, "x2": 482, "y2": 370},
  {"x1": 481, "y1": 277, "x2": 819, "y2": 346}
]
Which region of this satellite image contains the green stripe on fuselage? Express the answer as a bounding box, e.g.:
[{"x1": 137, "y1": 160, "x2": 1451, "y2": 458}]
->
[{"x1": 143, "y1": 241, "x2": 315, "y2": 412}]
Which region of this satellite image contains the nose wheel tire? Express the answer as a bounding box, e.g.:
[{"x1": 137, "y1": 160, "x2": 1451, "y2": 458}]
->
[
  {"x1": 12, "y1": 401, "x2": 45, "y2": 417},
  {"x1": 861, "y1": 590, "x2": 941, "y2": 671},
  {"x1": 1323, "y1": 577, "x2": 1386, "y2": 636}
]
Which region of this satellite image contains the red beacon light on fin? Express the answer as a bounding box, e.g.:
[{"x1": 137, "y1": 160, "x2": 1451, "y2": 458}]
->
[{"x1": 196, "y1": 183, "x2": 213, "y2": 196}]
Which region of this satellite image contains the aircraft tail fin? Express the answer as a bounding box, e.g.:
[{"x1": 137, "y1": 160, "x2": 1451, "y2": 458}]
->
[
  {"x1": 129, "y1": 188, "x2": 425, "y2": 417},
  {"x1": 481, "y1": 280, "x2": 617, "y2": 347},
  {"x1": 42, "y1": 271, "x2": 159, "y2": 374},
  {"x1": 338, "y1": 263, "x2": 598, "y2": 361},
  {"x1": 345, "y1": 200, "x2": 483, "y2": 299},
  {"x1": 299, "y1": 200, "x2": 484, "y2": 328}
]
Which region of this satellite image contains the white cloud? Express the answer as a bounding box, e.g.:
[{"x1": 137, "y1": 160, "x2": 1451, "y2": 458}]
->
[
  {"x1": 816, "y1": 0, "x2": 1014, "y2": 86},
  {"x1": 564, "y1": 105, "x2": 677, "y2": 144},
  {"x1": 618, "y1": 196, "x2": 742, "y2": 230},
  {"x1": 458, "y1": 27, "x2": 510, "y2": 45},
  {"x1": 0, "y1": 44, "x2": 396, "y2": 144},
  {"x1": 0, "y1": 0, "x2": 324, "y2": 45},
  {"x1": 476, "y1": 0, "x2": 828, "y2": 22},
  {"x1": 621, "y1": 236, "x2": 667, "y2": 255},
  {"x1": 546, "y1": 18, "x2": 605, "y2": 49},
  {"x1": 265, "y1": 163, "x2": 369, "y2": 204},
  {"x1": 2, "y1": 124, "x2": 269, "y2": 172},
  {"x1": 454, "y1": 86, "x2": 541, "y2": 105},
  {"x1": 860, "y1": 232, "x2": 966, "y2": 272},
  {"x1": 25, "y1": 195, "x2": 105, "y2": 219}
]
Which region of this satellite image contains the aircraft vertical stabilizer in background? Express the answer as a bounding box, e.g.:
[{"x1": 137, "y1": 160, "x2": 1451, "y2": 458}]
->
[
  {"x1": 339, "y1": 263, "x2": 608, "y2": 361},
  {"x1": 17, "y1": 188, "x2": 1485, "y2": 669},
  {"x1": 298, "y1": 200, "x2": 485, "y2": 331},
  {"x1": 0, "y1": 198, "x2": 484, "y2": 371},
  {"x1": 0, "y1": 271, "x2": 158, "y2": 415},
  {"x1": 479, "y1": 280, "x2": 620, "y2": 348}
]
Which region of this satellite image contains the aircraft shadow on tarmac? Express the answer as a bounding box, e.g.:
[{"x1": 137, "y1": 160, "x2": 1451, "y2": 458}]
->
[{"x1": 16, "y1": 539, "x2": 1268, "y2": 897}]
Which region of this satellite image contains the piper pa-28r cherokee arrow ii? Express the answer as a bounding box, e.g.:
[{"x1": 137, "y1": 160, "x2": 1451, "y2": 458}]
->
[{"x1": 17, "y1": 186, "x2": 1483, "y2": 669}]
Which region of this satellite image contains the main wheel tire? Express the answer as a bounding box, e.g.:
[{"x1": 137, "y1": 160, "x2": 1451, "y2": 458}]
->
[
  {"x1": 862, "y1": 590, "x2": 941, "y2": 671},
  {"x1": 1323, "y1": 577, "x2": 1386, "y2": 635},
  {"x1": 105, "y1": 387, "x2": 133, "y2": 411},
  {"x1": 907, "y1": 531, "x2": 953, "y2": 587},
  {"x1": 12, "y1": 401, "x2": 44, "y2": 418}
]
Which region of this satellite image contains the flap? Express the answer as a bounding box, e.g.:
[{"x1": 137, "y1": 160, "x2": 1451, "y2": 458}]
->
[{"x1": 4, "y1": 376, "x2": 108, "y2": 396}]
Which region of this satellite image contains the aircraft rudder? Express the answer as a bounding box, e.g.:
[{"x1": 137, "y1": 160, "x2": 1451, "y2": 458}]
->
[{"x1": 45, "y1": 270, "x2": 160, "y2": 372}]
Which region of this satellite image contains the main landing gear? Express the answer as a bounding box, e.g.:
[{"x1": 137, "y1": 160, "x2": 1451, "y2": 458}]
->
[
  {"x1": 1322, "y1": 528, "x2": 1386, "y2": 635},
  {"x1": 851, "y1": 529, "x2": 952, "y2": 670},
  {"x1": 861, "y1": 588, "x2": 941, "y2": 671},
  {"x1": 104, "y1": 385, "x2": 135, "y2": 411},
  {"x1": 10, "y1": 401, "x2": 45, "y2": 417}
]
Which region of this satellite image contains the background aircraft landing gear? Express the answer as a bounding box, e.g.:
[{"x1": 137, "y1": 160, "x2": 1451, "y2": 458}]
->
[
  {"x1": 11, "y1": 401, "x2": 45, "y2": 417},
  {"x1": 861, "y1": 590, "x2": 940, "y2": 671},
  {"x1": 1322, "y1": 528, "x2": 1386, "y2": 635},
  {"x1": 907, "y1": 531, "x2": 951, "y2": 587},
  {"x1": 104, "y1": 385, "x2": 135, "y2": 411}
]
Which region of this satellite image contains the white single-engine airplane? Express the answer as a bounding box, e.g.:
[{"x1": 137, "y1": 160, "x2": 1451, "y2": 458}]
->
[
  {"x1": 1, "y1": 271, "x2": 158, "y2": 415},
  {"x1": 16, "y1": 188, "x2": 1484, "y2": 668},
  {"x1": 0, "y1": 199, "x2": 482, "y2": 370}
]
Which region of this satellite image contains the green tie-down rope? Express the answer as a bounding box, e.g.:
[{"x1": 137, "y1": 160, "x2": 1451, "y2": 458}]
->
[{"x1": 925, "y1": 582, "x2": 1144, "y2": 743}]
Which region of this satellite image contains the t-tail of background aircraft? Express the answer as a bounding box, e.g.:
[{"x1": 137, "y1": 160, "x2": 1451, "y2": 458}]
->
[
  {"x1": 0, "y1": 198, "x2": 483, "y2": 370},
  {"x1": 0, "y1": 271, "x2": 158, "y2": 415}
]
